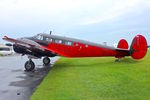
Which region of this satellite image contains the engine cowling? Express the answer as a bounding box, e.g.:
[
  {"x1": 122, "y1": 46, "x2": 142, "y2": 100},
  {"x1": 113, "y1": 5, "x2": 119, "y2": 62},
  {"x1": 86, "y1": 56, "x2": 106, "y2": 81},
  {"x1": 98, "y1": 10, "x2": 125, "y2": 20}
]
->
[
  {"x1": 13, "y1": 44, "x2": 57, "y2": 57},
  {"x1": 13, "y1": 44, "x2": 32, "y2": 54}
]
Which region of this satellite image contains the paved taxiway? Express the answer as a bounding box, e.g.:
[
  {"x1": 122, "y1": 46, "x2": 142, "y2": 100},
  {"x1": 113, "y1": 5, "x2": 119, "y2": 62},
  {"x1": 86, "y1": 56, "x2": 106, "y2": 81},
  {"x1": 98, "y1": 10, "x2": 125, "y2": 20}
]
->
[{"x1": 0, "y1": 55, "x2": 58, "y2": 100}]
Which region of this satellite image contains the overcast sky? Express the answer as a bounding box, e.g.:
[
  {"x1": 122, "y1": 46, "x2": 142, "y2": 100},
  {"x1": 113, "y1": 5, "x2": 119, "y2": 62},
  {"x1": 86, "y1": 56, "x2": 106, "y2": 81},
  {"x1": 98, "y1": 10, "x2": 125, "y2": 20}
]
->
[{"x1": 0, "y1": 0, "x2": 150, "y2": 45}]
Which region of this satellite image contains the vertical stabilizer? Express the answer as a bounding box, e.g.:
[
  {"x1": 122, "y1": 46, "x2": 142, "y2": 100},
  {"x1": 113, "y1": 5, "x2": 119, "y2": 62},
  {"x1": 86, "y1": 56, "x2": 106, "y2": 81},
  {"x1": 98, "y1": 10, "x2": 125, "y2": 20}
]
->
[{"x1": 130, "y1": 35, "x2": 148, "y2": 59}]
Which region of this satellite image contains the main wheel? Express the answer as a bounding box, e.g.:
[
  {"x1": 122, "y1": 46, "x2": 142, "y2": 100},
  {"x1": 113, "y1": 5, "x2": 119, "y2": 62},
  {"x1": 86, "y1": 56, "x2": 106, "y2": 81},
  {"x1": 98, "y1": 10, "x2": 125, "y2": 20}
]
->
[
  {"x1": 43, "y1": 57, "x2": 50, "y2": 65},
  {"x1": 25, "y1": 60, "x2": 35, "y2": 71}
]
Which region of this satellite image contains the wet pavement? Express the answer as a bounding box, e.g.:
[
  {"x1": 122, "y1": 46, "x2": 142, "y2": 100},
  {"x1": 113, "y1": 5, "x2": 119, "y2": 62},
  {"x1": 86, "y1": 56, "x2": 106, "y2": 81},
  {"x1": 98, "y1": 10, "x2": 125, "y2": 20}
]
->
[{"x1": 0, "y1": 55, "x2": 59, "y2": 100}]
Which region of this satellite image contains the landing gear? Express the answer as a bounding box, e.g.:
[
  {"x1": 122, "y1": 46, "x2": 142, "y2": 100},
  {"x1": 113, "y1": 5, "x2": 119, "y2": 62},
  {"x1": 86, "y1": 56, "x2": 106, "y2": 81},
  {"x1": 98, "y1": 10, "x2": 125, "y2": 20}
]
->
[
  {"x1": 24, "y1": 59, "x2": 35, "y2": 71},
  {"x1": 24, "y1": 56, "x2": 51, "y2": 72},
  {"x1": 43, "y1": 57, "x2": 51, "y2": 65},
  {"x1": 115, "y1": 58, "x2": 120, "y2": 62}
]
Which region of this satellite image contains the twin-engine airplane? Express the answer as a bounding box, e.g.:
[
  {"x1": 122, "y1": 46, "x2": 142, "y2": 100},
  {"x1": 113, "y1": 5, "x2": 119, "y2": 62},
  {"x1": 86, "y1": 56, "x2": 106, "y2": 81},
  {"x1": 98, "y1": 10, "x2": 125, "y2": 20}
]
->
[{"x1": 3, "y1": 33, "x2": 148, "y2": 71}]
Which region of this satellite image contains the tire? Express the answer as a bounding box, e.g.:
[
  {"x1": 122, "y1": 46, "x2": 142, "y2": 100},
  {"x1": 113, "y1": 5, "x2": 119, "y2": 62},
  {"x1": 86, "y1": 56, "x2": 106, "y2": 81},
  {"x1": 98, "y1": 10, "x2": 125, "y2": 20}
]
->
[
  {"x1": 25, "y1": 60, "x2": 35, "y2": 71},
  {"x1": 43, "y1": 57, "x2": 50, "y2": 65}
]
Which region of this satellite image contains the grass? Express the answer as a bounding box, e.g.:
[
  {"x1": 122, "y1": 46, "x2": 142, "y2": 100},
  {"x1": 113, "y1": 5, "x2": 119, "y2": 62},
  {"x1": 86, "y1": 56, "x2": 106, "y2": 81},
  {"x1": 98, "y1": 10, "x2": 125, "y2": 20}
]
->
[
  {"x1": 0, "y1": 53, "x2": 4, "y2": 56},
  {"x1": 31, "y1": 51, "x2": 150, "y2": 100}
]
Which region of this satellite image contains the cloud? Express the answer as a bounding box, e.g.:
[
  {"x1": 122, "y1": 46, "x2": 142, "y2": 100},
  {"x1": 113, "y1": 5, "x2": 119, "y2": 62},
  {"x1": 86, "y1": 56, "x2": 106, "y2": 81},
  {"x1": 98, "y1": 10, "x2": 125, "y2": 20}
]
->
[
  {"x1": 1, "y1": 0, "x2": 150, "y2": 27},
  {"x1": 0, "y1": 0, "x2": 108, "y2": 34},
  {"x1": 0, "y1": 0, "x2": 150, "y2": 38},
  {"x1": 80, "y1": 0, "x2": 150, "y2": 25}
]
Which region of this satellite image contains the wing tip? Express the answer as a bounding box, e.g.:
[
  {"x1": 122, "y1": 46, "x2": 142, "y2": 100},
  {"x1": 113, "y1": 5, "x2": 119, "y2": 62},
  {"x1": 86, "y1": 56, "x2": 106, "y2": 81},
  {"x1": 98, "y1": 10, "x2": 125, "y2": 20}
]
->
[
  {"x1": 4, "y1": 36, "x2": 8, "y2": 38},
  {"x1": 3, "y1": 36, "x2": 8, "y2": 40}
]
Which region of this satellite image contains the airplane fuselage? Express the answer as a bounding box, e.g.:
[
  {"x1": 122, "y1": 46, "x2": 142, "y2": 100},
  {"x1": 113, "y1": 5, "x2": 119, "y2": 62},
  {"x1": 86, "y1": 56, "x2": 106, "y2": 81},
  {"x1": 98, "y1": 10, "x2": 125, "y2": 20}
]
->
[{"x1": 25, "y1": 33, "x2": 129, "y2": 58}]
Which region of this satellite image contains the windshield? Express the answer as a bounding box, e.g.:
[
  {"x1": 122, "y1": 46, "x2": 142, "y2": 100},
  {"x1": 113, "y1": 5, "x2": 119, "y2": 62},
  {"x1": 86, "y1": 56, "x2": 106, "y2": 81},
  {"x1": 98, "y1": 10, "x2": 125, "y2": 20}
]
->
[
  {"x1": 35, "y1": 34, "x2": 43, "y2": 40},
  {"x1": 34, "y1": 34, "x2": 52, "y2": 42}
]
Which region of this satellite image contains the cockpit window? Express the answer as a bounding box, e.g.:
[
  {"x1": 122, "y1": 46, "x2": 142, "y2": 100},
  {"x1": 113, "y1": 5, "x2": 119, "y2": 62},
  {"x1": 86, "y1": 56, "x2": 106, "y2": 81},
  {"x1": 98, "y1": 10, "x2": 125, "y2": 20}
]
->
[
  {"x1": 35, "y1": 34, "x2": 43, "y2": 40},
  {"x1": 35, "y1": 34, "x2": 51, "y2": 42},
  {"x1": 34, "y1": 34, "x2": 73, "y2": 45},
  {"x1": 46, "y1": 38, "x2": 52, "y2": 42}
]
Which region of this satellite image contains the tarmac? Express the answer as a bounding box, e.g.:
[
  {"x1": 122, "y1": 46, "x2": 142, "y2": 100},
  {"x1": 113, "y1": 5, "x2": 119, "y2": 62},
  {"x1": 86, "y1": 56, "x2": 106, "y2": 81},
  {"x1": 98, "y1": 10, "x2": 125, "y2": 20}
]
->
[{"x1": 0, "y1": 55, "x2": 59, "y2": 100}]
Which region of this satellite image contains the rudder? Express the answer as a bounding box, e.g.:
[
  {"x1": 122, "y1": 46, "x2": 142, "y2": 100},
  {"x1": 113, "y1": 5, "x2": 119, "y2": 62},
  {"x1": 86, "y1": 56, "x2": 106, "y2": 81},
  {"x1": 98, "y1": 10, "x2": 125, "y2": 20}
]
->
[
  {"x1": 117, "y1": 39, "x2": 129, "y2": 49},
  {"x1": 130, "y1": 35, "x2": 148, "y2": 59}
]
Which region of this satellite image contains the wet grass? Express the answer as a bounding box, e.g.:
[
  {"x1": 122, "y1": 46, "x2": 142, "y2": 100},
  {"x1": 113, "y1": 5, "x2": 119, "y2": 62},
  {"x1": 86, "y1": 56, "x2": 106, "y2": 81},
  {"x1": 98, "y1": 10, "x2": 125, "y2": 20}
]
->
[{"x1": 31, "y1": 51, "x2": 150, "y2": 100}]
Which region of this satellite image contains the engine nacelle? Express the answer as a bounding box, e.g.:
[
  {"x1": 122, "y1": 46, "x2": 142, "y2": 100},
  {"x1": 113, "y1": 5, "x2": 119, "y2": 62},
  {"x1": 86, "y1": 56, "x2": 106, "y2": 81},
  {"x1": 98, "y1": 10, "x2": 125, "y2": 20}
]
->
[
  {"x1": 13, "y1": 44, "x2": 57, "y2": 57},
  {"x1": 13, "y1": 44, "x2": 32, "y2": 54}
]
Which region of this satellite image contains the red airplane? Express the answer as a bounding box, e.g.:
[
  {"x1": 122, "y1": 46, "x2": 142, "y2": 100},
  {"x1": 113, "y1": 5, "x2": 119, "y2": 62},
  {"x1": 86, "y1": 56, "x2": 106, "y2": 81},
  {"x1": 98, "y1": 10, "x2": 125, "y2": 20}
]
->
[{"x1": 3, "y1": 33, "x2": 148, "y2": 71}]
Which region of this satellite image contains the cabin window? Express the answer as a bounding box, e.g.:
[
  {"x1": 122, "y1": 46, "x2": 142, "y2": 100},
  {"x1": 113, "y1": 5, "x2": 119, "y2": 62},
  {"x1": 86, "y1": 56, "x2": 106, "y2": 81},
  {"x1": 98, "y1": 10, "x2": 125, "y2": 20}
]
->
[
  {"x1": 46, "y1": 38, "x2": 52, "y2": 42},
  {"x1": 54, "y1": 39, "x2": 62, "y2": 44},
  {"x1": 50, "y1": 38, "x2": 53, "y2": 42},
  {"x1": 45, "y1": 38, "x2": 49, "y2": 41},
  {"x1": 58, "y1": 40, "x2": 62, "y2": 44},
  {"x1": 43, "y1": 37, "x2": 47, "y2": 41},
  {"x1": 68, "y1": 42, "x2": 72, "y2": 45},
  {"x1": 51, "y1": 38, "x2": 55, "y2": 42},
  {"x1": 65, "y1": 41, "x2": 73, "y2": 46}
]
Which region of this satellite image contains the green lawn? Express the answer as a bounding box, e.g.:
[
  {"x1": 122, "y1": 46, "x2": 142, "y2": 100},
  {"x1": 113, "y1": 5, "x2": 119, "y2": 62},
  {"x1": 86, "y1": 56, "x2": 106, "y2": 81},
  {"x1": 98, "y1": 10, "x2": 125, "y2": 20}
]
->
[{"x1": 31, "y1": 51, "x2": 150, "y2": 100}]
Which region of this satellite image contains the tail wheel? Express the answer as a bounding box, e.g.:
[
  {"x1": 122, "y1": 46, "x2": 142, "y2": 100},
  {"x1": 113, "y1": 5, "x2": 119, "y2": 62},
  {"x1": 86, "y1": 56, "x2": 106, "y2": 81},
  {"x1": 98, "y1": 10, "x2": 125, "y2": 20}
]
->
[
  {"x1": 25, "y1": 60, "x2": 35, "y2": 71},
  {"x1": 115, "y1": 59, "x2": 120, "y2": 62},
  {"x1": 43, "y1": 57, "x2": 50, "y2": 65}
]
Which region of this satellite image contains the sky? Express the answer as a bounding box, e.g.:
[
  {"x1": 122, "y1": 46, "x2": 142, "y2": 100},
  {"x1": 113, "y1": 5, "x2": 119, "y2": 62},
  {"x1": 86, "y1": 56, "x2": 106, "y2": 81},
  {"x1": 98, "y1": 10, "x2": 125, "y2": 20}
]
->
[{"x1": 0, "y1": 0, "x2": 150, "y2": 45}]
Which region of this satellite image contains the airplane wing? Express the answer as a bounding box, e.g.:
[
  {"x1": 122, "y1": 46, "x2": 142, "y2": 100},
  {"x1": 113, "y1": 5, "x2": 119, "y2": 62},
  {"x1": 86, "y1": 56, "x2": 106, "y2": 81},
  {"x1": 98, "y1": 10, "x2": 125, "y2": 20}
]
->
[
  {"x1": 3, "y1": 36, "x2": 34, "y2": 46},
  {"x1": 3, "y1": 36, "x2": 59, "y2": 57},
  {"x1": 3, "y1": 36, "x2": 46, "y2": 51}
]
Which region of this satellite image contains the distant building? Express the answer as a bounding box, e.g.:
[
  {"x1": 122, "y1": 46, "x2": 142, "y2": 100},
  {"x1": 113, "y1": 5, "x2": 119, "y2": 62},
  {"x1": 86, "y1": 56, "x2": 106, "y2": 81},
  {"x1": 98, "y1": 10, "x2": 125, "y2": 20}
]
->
[
  {"x1": 113, "y1": 43, "x2": 117, "y2": 48},
  {"x1": 103, "y1": 42, "x2": 107, "y2": 46},
  {"x1": 0, "y1": 44, "x2": 14, "y2": 56}
]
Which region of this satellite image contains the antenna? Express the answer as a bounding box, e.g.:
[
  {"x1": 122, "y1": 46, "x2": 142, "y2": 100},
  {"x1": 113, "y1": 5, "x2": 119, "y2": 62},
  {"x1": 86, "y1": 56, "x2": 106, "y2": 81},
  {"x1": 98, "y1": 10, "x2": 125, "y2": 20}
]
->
[{"x1": 50, "y1": 31, "x2": 52, "y2": 35}]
